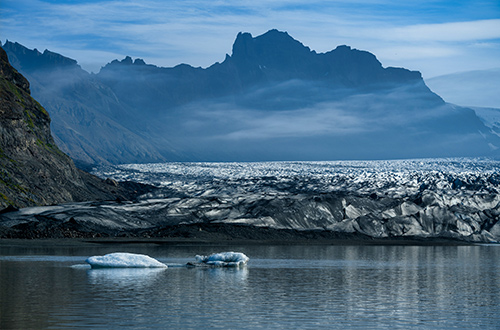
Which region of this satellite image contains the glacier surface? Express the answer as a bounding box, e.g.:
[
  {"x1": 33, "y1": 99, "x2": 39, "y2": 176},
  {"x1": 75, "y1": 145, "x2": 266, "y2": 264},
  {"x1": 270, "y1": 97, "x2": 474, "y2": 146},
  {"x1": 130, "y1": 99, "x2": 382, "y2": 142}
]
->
[{"x1": 2, "y1": 158, "x2": 500, "y2": 243}]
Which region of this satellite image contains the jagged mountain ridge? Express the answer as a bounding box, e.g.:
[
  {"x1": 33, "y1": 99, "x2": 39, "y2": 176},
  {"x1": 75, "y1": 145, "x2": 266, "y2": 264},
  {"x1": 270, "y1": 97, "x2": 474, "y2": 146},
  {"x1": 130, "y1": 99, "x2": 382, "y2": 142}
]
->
[
  {"x1": 228, "y1": 30, "x2": 423, "y2": 87},
  {"x1": 3, "y1": 29, "x2": 499, "y2": 163},
  {"x1": 97, "y1": 30, "x2": 432, "y2": 113}
]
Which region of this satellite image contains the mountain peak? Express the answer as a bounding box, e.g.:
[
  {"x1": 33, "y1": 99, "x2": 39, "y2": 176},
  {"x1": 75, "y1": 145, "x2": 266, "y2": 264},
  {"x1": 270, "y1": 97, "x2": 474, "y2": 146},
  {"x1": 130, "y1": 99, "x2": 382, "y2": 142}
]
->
[
  {"x1": 0, "y1": 46, "x2": 30, "y2": 93},
  {"x1": 134, "y1": 58, "x2": 146, "y2": 65},
  {"x1": 231, "y1": 29, "x2": 312, "y2": 62},
  {"x1": 225, "y1": 29, "x2": 424, "y2": 88},
  {"x1": 2, "y1": 40, "x2": 80, "y2": 72},
  {"x1": 103, "y1": 56, "x2": 153, "y2": 71},
  {"x1": 41, "y1": 49, "x2": 78, "y2": 67},
  {"x1": 231, "y1": 32, "x2": 254, "y2": 59}
]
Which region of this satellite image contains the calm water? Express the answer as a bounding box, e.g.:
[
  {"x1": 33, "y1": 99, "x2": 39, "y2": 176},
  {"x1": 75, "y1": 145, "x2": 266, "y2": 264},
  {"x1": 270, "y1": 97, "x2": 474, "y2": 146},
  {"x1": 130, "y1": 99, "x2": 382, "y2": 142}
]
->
[{"x1": 1, "y1": 244, "x2": 499, "y2": 329}]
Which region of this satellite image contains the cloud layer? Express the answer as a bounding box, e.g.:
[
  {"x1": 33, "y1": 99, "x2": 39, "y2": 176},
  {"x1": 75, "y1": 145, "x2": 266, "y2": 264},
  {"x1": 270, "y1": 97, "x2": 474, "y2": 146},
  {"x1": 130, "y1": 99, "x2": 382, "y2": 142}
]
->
[{"x1": 1, "y1": 0, "x2": 500, "y2": 77}]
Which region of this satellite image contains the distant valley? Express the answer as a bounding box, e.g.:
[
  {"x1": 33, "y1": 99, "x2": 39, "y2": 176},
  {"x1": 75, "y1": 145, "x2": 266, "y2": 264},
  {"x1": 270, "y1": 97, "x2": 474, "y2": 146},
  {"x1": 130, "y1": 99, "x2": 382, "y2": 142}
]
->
[{"x1": 4, "y1": 29, "x2": 500, "y2": 165}]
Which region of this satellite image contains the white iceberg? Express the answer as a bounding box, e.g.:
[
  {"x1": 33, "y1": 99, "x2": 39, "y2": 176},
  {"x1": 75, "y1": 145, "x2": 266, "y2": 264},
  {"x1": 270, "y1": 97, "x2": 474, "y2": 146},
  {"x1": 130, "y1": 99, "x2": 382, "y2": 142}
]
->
[
  {"x1": 85, "y1": 252, "x2": 167, "y2": 269},
  {"x1": 194, "y1": 252, "x2": 249, "y2": 267}
]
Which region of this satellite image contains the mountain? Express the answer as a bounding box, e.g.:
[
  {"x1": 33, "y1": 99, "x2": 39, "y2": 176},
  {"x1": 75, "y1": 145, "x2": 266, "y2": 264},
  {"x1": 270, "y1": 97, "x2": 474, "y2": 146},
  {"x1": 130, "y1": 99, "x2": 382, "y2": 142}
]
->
[
  {"x1": 426, "y1": 69, "x2": 500, "y2": 109},
  {"x1": 4, "y1": 30, "x2": 500, "y2": 163},
  {"x1": 2, "y1": 41, "x2": 168, "y2": 166},
  {"x1": 96, "y1": 30, "x2": 431, "y2": 114},
  {"x1": 0, "y1": 45, "x2": 146, "y2": 209},
  {"x1": 471, "y1": 106, "x2": 500, "y2": 140}
]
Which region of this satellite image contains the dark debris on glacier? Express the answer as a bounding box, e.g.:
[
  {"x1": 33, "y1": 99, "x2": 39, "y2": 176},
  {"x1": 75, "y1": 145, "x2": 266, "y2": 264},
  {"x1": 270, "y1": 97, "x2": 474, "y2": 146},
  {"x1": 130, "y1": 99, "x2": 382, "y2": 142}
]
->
[{"x1": 1, "y1": 158, "x2": 500, "y2": 243}]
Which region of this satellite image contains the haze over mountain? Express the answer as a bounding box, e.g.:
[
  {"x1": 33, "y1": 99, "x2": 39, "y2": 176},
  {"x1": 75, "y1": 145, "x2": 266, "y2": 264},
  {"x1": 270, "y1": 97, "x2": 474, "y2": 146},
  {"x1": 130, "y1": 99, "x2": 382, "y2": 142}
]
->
[
  {"x1": 426, "y1": 69, "x2": 500, "y2": 109},
  {"x1": 4, "y1": 29, "x2": 500, "y2": 164}
]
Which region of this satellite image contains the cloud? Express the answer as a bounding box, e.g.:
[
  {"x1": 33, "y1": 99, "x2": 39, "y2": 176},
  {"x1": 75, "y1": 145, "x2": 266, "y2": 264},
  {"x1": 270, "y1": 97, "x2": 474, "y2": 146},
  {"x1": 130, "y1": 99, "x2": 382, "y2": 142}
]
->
[
  {"x1": 209, "y1": 107, "x2": 368, "y2": 140},
  {"x1": 426, "y1": 68, "x2": 500, "y2": 108},
  {"x1": 172, "y1": 84, "x2": 451, "y2": 142},
  {"x1": 377, "y1": 19, "x2": 500, "y2": 42},
  {"x1": 375, "y1": 45, "x2": 459, "y2": 61},
  {"x1": 2, "y1": 0, "x2": 500, "y2": 76}
]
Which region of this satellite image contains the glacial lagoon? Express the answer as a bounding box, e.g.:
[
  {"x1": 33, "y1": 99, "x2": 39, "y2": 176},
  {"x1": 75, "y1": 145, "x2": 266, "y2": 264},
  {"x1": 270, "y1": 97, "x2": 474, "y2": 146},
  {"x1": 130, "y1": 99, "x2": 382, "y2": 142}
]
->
[{"x1": 1, "y1": 243, "x2": 499, "y2": 329}]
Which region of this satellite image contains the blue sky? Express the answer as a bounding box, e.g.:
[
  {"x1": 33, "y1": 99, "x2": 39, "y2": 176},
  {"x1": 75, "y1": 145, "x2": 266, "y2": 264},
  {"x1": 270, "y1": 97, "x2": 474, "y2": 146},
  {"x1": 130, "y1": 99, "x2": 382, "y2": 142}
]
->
[{"x1": 1, "y1": 0, "x2": 499, "y2": 78}]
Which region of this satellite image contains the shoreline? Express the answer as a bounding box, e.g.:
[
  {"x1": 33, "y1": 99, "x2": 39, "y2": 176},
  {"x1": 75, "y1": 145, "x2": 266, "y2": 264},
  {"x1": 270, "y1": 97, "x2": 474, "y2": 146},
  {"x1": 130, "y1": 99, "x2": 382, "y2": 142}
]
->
[
  {"x1": 0, "y1": 235, "x2": 475, "y2": 247},
  {"x1": 0, "y1": 221, "x2": 480, "y2": 246}
]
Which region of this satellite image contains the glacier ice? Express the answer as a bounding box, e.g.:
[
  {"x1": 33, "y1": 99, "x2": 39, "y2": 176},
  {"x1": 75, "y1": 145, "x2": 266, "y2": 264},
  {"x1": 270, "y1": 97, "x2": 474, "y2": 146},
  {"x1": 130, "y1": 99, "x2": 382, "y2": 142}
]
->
[
  {"x1": 2, "y1": 158, "x2": 500, "y2": 243},
  {"x1": 194, "y1": 252, "x2": 249, "y2": 267},
  {"x1": 85, "y1": 252, "x2": 167, "y2": 269}
]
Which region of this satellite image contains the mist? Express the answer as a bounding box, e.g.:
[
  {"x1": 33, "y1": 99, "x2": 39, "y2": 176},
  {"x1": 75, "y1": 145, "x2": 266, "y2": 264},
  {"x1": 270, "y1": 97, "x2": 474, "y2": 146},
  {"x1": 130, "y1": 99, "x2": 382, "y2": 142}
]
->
[
  {"x1": 151, "y1": 80, "x2": 499, "y2": 161},
  {"x1": 426, "y1": 68, "x2": 500, "y2": 109}
]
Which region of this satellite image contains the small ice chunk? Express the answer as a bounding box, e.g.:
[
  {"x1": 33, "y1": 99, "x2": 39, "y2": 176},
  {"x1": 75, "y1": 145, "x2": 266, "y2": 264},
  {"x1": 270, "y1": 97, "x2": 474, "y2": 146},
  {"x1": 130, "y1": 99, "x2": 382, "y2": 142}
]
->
[
  {"x1": 86, "y1": 252, "x2": 167, "y2": 269},
  {"x1": 194, "y1": 252, "x2": 249, "y2": 267}
]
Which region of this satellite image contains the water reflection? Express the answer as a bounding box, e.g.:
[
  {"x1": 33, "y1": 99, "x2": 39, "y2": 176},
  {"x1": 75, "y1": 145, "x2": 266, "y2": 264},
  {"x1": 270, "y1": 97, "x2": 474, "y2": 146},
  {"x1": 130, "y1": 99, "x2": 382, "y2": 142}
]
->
[
  {"x1": 87, "y1": 268, "x2": 167, "y2": 286},
  {"x1": 193, "y1": 267, "x2": 250, "y2": 299},
  {"x1": 1, "y1": 245, "x2": 499, "y2": 329},
  {"x1": 195, "y1": 266, "x2": 249, "y2": 280}
]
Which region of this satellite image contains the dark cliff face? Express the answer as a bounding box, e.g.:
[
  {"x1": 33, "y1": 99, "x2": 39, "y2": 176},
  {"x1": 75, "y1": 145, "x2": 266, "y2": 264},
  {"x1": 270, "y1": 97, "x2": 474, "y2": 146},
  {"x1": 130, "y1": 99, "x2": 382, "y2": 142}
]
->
[
  {"x1": 226, "y1": 30, "x2": 424, "y2": 89},
  {"x1": 0, "y1": 46, "x2": 142, "y2": 209}
]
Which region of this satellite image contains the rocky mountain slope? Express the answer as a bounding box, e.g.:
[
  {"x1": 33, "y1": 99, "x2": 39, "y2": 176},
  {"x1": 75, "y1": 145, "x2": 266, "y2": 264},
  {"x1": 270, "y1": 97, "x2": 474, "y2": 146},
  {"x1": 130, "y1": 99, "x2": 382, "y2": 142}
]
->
[
  {"x1": 4, "y1": 30, "x2": 499, "y2": 164},
  {"x1": 0, "y1": 46, "x2": 149, "y2": 209}
]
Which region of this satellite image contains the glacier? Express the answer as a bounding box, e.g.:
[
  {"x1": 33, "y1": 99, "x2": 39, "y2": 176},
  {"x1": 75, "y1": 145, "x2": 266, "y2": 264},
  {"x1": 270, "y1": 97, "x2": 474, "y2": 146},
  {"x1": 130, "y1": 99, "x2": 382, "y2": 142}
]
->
[{"x1": 1, "y1": 158, "x2": 500, "y2": 243}]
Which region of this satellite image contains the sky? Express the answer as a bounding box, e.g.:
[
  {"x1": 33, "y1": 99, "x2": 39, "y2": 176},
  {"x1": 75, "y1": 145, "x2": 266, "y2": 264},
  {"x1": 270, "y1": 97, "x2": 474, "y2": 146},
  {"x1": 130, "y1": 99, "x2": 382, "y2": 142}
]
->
[{"x1": 1, "y1": 0, "x2": 500, "y2": 79}]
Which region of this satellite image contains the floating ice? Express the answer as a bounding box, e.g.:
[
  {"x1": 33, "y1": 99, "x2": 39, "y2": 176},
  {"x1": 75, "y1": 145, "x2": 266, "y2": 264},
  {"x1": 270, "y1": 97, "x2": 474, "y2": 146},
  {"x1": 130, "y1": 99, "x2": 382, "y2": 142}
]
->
[
  {"x1": 194, "y1": 252, "x2": 249, "y2": 267},
  {"x1": 85, "y1": 252, "x2": 167, "y2": 269}
]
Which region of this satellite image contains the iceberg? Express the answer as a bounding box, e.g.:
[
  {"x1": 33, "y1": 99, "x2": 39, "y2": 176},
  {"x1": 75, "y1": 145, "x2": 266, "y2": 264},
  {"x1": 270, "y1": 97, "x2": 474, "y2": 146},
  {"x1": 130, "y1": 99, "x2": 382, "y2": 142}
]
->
[
  {"x1": 85, "y1": 252, "x2": 167, "y2": 269},
  {"x1": 193, "y1": 252, "x2": 249, "y2": 267}
]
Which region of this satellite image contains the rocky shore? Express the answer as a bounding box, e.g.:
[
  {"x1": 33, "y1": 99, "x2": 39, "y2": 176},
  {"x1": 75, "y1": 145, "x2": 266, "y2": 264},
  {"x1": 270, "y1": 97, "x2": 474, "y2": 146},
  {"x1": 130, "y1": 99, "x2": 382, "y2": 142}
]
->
[{"x1": 0, "y1": 224, "x2": 472, "y2": 246}]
